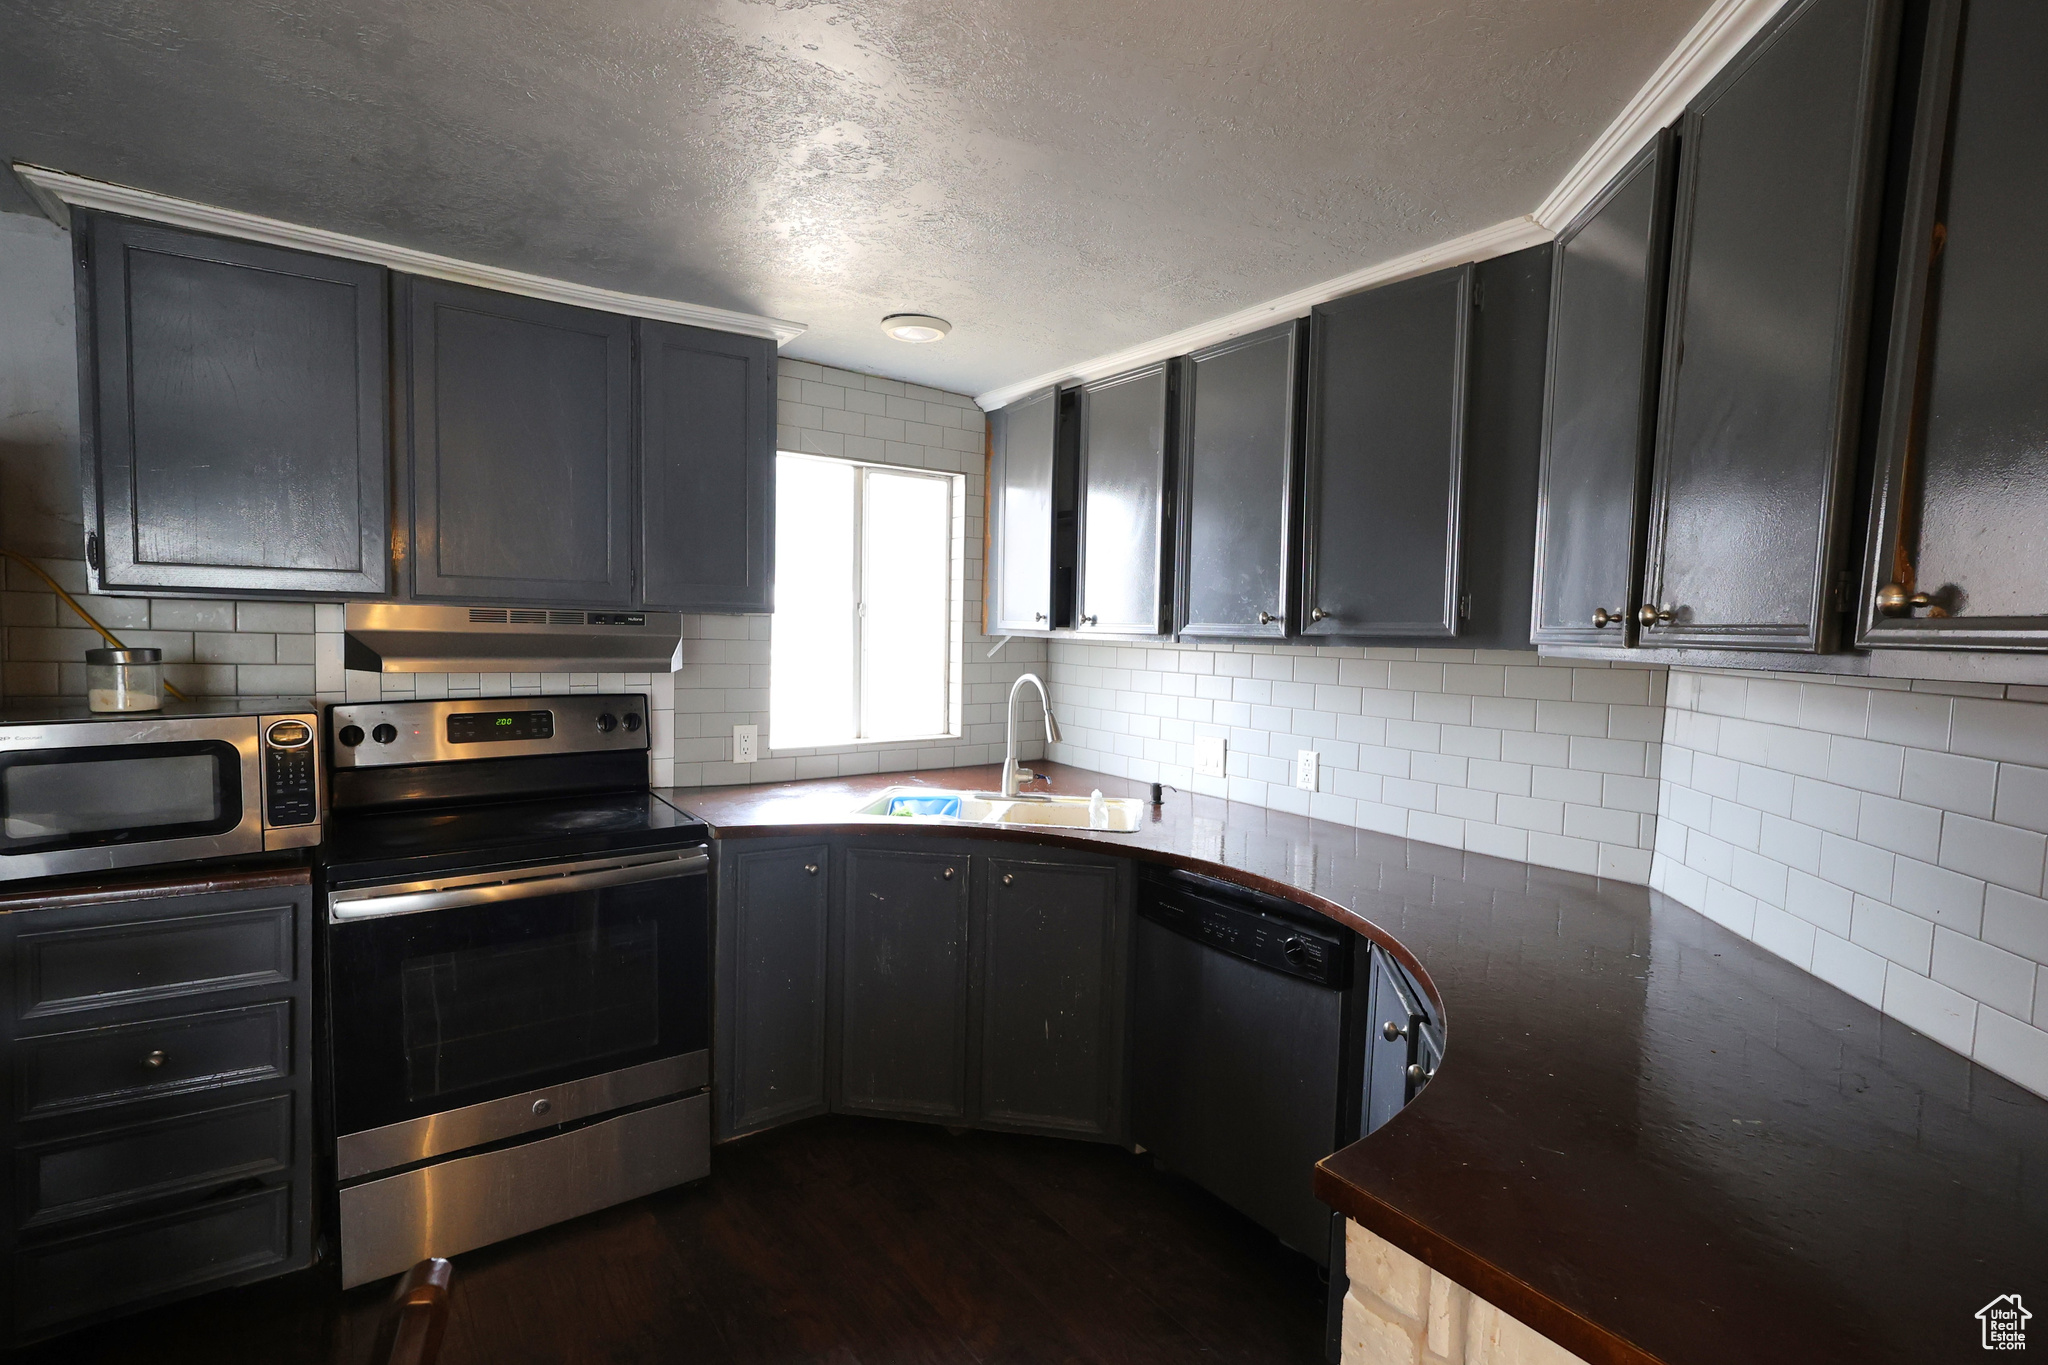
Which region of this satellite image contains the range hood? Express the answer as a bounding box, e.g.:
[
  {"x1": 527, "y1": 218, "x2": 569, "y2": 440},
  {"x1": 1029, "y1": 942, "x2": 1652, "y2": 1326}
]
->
[{"x1": 343, "y1": 603, "x2": 683, "y2": 674}]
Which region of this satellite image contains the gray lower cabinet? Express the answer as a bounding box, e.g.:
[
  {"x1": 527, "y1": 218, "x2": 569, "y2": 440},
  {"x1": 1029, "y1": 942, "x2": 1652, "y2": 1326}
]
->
[
  {"x1": 973, "y1": 855, "x2": 1127, "y2": 1140},
  {"x1": 75, "y1": 212, "x2": 390, "y2": 598},
  {"x1": 638, "y1": 319, "x2": 777, "y2": 614},
  {"x1": 1640, "y1": 0, "x2": 1900, "y2": 651},
  {"x1": 401, "y1": 277, "x2": 635, "y2": 607},
  {"x1": 716, "y1": 840, "x2": 831, "y2": 1140},
  {"x1": 831, "y1": 844, "x2": 973, "y2": 1121},
  {"x1": 718, "y1": 837, "x2": 1130, "y2": 1142},
  {"x1": 0, "y1": 871, "x2": 314, "y2": 1346}
]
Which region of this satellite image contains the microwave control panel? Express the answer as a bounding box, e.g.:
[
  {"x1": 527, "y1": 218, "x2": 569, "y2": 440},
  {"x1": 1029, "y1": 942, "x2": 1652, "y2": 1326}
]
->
[{"x1": 262, "y1": 717, "x2": 319, "y2": 827}]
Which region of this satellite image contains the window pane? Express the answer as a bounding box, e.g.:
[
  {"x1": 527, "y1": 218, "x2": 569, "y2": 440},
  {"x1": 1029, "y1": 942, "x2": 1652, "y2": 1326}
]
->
[
  {"x1": 770, "y1": 457, "x2": 857, "y2": 747},
  {"x1": 861, "y1": 469, "x2": 951, "y2": 740}
]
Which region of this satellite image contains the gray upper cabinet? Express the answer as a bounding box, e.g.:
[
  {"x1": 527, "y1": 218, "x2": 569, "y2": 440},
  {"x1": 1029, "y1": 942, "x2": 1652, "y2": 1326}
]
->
[
  {"x1": 1075, "y1": 364, "x2": 1174, "y2": 636},
  {"x1": 987, "y1": 388, "x2": 1059, "y2": 633},
  {"x1": 1302, "y1": 265, "x2": 1472, "y2": 639},
  {"x1": 402, "y1": 278, "x2": 634, "y2": 606},
  {"x1": 637, "y1": 319, "x2": 777, "y2": 614},
  {"x1": 76, "y1": 213, "x2": 389, "y2": 597},
  {"x1": 1859, "y1": 0, "x2": 2048, "y2": 651},
  {"x1": 1174, "y1": 323, "x2": 1306, "y2": 639},
  {"x1": 1641, "y1": 0, "x2": 1901, "y2": 651},
  {"x1": 973, "y1": 855, "x2": 1126, "y2": 1140},
  {"x1": 716, "y1": 840, "x2": 830, "y2": 1140},
  {"x1": 832, "y1": 845, "x2": 971, "y2": 1121},
  {"x1": 1531, "y1": 133, "x2": 1677, "y2": 649}
]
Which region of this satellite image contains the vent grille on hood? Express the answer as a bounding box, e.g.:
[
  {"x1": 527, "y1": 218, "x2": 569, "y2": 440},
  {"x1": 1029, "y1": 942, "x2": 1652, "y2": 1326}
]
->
[{"x1": 346, "y1": 603, "x2": 682, "y2": 674}]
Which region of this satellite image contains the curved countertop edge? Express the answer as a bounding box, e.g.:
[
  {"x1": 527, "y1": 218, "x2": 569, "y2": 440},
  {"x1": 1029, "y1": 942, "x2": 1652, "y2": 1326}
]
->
[{"x1": 661, "y1": 761, "x2": 2048, "y2": 1365}]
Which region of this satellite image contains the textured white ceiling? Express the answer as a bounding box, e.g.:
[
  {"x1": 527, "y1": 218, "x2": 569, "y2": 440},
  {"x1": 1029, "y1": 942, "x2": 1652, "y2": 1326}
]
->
[{"x1": 0, "y1": 0, "x2": 1711, "y2": 395}]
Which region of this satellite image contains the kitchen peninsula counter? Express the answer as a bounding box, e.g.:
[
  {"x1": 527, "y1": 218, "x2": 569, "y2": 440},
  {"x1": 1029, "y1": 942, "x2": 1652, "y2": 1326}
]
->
[{"x1": 661, "y1": 762, "x2": 2047, "y2": 1365}]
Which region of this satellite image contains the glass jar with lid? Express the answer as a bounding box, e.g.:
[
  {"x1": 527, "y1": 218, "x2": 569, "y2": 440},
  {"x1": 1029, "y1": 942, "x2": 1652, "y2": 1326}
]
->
[{"x1": 86, "y1": 647, "x2": 164, "y2": 712}]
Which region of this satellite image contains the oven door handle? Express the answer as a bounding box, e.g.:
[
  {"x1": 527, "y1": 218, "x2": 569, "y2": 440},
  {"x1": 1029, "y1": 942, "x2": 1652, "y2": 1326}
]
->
[{"x1": 329, "y1": 849, "x2": 708, "y2": 922}]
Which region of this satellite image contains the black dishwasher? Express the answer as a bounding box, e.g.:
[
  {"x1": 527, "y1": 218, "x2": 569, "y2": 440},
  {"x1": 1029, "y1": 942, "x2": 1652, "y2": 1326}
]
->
[{"x1": 1131, "y1": 867, "x2": 1368, "y2": 1268}]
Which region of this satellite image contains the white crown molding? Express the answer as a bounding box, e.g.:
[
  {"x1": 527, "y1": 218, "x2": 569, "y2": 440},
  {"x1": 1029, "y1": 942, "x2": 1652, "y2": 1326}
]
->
[
  {"x1": 975, "y1": 214, "x2": 1552, "y2": 410},
  {"x1": 1534, "y1": 0, "x2": 1793, "y2": 231},
  {"x1": 11, "y1": 163, "x2": 807, "y2": 346}
]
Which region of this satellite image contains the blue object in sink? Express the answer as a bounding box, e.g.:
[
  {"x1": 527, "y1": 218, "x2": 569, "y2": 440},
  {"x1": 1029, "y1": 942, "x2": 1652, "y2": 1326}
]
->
[{"x1": 887, "y1": 795, "x2": 961, "y2": 818}]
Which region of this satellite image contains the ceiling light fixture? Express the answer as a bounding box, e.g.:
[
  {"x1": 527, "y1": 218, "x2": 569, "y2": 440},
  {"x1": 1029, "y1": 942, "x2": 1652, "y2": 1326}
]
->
[{"x1": 881, "y1": 313, "x2": 951, "y2": 343}]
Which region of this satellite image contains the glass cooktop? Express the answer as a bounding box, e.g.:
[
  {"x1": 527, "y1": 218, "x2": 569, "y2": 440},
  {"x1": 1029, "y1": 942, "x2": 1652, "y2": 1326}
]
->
[{"x1": 320, "y1": 790, "x2": 706, "y2": 886}]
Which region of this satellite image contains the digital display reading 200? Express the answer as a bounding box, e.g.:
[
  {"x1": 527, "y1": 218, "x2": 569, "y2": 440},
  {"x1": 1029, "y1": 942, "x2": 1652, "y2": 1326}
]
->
[{"x1": 446, "y1": 710, "x2": 555, "y2": 744}]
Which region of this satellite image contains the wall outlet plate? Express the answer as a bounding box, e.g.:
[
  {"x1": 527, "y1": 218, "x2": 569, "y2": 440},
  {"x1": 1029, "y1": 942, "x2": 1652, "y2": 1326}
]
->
[
  {"x1": 1295, "y1": 749, "x2": 1319, "y2": 792},
  {"x1": 1195, "y1": 735, "x2": 1227, "y2": 778},
  {"x1": 734, "y1": 724, "x2": 759, "y2": 764}
]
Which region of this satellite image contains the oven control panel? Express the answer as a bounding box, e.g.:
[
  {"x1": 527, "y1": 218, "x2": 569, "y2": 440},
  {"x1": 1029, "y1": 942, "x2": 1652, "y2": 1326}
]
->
[
  {"x1": 330, "y1": 695, "x2": 650, "y2": 768},
  {"x1": 261, "y1": 715, "x2": 321, "y2": 829}
]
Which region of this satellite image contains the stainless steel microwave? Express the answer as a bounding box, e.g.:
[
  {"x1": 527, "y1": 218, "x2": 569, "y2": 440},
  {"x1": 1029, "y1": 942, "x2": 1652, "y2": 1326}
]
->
[{"x1": 0, "y1": 704, "x2": 321, "y2": 882}]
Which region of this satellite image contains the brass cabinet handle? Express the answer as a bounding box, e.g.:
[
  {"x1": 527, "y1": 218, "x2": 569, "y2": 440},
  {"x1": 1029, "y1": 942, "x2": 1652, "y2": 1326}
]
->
[
  {"x1": 803, "y1": 863, "x2": 818, "y2": 875},
  {"x1": 141, "y1": 1049, "x2": 167, "y2": 1069},
  {"x1": 1257, "y1": 610, "x2": 1277, "y2": 625},
  {"x1": 1406, "y1": 1062, "x2": 1433, "y2": 1085},
  {"x1": 1003, "y1": 874, "x2": 1014, "y2": 886},
  {"x1": 943, "y1": 867, "x2": 955, "y2": 880},
  {"x1": 1591, "y1": 608, "x2": 1625, "y2": 629},
  {"x1": 1638, "y1": 604, "x2": 1674, "y2": 627},
  {"x1": 1310, "y1": 608, "x2": 1330, "y2": 623},
  {"x1": 1382, "y1": 1020, "x2": 1407, "y2": 1042},
  {"x1": 1875, "y1": 583, "x2": 1935, "y2": 616}
]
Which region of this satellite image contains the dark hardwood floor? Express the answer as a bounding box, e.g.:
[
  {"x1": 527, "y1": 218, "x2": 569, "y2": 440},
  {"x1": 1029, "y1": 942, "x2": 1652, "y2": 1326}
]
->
[{"x1": 17, "y1": 1116, "x2": 1328, "y2": 1364}]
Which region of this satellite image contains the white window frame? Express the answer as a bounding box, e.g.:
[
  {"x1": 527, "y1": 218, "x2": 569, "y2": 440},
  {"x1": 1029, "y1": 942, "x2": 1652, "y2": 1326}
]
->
[{"x1": 769, "y1": 452, "x2": 964, "y2": 751}]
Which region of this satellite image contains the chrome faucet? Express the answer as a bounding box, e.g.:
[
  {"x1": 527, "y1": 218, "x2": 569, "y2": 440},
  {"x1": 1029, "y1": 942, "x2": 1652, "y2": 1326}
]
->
[{"x1": 1001, "y1": 672, "x2": 1062, "y2": 797}]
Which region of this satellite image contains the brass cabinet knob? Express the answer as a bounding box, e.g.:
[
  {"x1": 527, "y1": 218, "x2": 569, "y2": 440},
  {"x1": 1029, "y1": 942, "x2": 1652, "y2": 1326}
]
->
[
  {"x1": 1591, "y1": 607, "x2": 1625, "y2": 629},
  {"x1": 1382, "y1": 1020, "x2": 1407, "y2": 1042},
  {"x1": 1310, "y1": 607, "x2": 1330, "y2": 623},
  {"x1": 1405, "y1": 1062, "x2": 1433, "y2": 1085},
  {"x1": 943, "y1": 867, "x2": 955, "y2": 880},
  {"x1": 803, "y1": 863, "x2": 818, "y2": 875},
  {"x1": 141, "y1": 1049, "x2": 167, "y2": 1069},
  {"x1": 1033, "y1": 612, "x2": 1047, "y2": 623},
  {"x1": 1080, "y1": 614, "x2": 1098, "y2": 627},
  {"x1": 1257, "y1": 610, "x2": 1277, "y2": 625},
  {"x1": 1638, "y1": 604, "x2": 1675, "y2": 627},
  {"x1": 1875, "y1": 583, "x2": 1935, "y2": 616},
  {"x1": 1003, "y1": 874, "x2": 1014, "y2": 886}
]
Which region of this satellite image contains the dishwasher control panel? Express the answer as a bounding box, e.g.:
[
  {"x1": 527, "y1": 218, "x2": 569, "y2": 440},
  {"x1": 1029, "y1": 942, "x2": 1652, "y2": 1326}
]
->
[{"x1": 1138, "y1": 874, "x2": 1351, "y2": 989}]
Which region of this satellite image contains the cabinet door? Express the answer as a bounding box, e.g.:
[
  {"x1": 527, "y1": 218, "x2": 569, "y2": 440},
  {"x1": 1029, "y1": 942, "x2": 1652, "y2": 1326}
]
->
[
  {"x1": 403, "y1": 278, "x2": 633, "y2": 606},
  {"x1": 833, "y1": 846, "x2": 970, "y2": 1120},
  {"x1": 973, "y1": 856, "x2": 1125, "y2": 1139},
  {"x1": 987, "y1": 389, "x2": 1059, "y2": 632},
  {"x1": 1302, "y1": 266, "x2": 1472, "y2": 638},
  {"x1": 78, "y1": 213, "x2": 388, "y2": 596},
  {"x1": 1531, "y1": 133, "x2": 1678, "y2": 648},
  {"x1": 717, "y1": 842, "x2": 829, "y2": 1139},
  {"x1": 1859, "y1": 0, "x2": 2048, "y2": 649},
  {"x1": 1075, "y1": 364, "x2": 1173, "y2": 636},
  {"x1": 1175, "y1": 322, "x2": 1305, "y2": 639},
  {"x1": 638, "y1": 320, "x2": 776, "y2": 614},
  {"x1": 1641, "y1": 0, "x2": 1900, "y2": 650}
]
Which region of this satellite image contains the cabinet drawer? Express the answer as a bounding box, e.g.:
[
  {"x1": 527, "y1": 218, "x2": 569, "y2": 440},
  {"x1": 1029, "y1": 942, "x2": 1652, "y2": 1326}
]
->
[
  {"x1": 15, "y1": 1002, "x2": 291, "y2": 1119},
  {"x1": 13, "y1": 904, "x2": 296, "y2": 1021},
  {"x1": 12, "y1": 1184, "x2": 292, "y2": 1337},
  {"x1": 15, "y1": 1094, "x2": 293, "y2": 1230}
]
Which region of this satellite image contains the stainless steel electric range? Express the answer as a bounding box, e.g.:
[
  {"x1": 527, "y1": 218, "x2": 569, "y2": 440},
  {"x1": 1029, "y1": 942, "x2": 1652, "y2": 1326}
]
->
[{"x1": 317, "y1": 695, "x2": 709, "y2": 1288}]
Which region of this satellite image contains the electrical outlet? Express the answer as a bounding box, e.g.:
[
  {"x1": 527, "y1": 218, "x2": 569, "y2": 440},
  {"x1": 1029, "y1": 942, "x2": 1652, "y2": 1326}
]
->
[
  {"x1": 1295, "y1": 748, "x2": 1319, "y2": 792},
  {"x1": 733, "y1": 724, "x2": 759, "y2": 764},
  {"x1": 1194, "y1": 735, "x2": 1227, "y2": 778}
]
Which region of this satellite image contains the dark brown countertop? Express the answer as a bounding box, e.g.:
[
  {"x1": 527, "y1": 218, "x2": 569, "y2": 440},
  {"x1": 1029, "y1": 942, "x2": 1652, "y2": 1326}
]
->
[{"x1": 662, "y1": 762, "x2": 2048, "y2": 1365}]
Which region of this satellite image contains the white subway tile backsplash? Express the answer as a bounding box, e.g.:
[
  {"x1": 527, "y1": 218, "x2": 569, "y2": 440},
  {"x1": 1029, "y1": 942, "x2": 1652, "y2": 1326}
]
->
[{"x1": 1882, "y1": 965, "x2": 1978, "y2": 1053}]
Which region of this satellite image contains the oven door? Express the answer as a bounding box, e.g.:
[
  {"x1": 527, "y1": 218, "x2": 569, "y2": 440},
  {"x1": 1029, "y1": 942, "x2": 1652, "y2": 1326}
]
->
[
  {"x1": 0, "y1": 717, "x2": 262, "y2": 881},
  {"x1": 325, "y1": 847, "x2": 710, "y2": 1166}
]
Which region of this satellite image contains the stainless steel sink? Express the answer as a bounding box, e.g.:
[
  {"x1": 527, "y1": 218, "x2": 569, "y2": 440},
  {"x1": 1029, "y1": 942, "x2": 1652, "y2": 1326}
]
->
[{"x1": 851, "y1": 787, "x2": 1145, "y2": 833}]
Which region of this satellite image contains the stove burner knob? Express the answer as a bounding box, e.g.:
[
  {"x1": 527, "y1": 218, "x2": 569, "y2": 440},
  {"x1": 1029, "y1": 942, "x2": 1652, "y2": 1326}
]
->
[
  {"x1": 622, "y1": 712, "x2": 643, "y2": 733},
  {"x1": 371, "y1": 723, "x2": 397, "y2": 745},
  {"x1": 338, "y1": 725, "x2": 365, "y2": 748},
  {"x1": 595, "y1": 712, "x2": 618, "y2": 733}
]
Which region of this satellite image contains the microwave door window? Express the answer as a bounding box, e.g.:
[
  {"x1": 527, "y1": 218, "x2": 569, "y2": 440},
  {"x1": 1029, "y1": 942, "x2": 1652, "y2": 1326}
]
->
[{"x1": 2, "y1": 752, "x2": 228, "y2": 849}]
